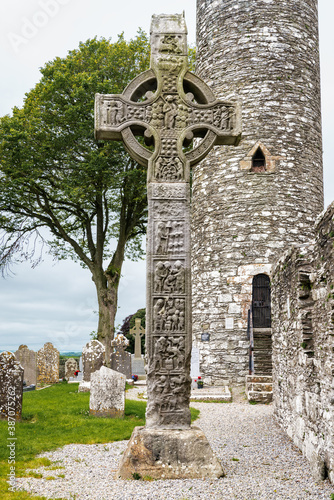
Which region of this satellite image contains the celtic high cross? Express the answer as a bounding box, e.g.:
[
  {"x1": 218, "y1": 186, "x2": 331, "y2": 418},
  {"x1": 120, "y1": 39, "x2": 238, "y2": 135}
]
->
[
  {"x1": 130, "y1": 318, "x2": 145, "y2": 359},
  {"x1": 95, "y1": 14, "x2": 241, "y2": 429}
]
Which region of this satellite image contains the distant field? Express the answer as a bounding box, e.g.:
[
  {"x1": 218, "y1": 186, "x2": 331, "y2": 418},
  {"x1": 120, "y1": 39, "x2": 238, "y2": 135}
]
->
[{"x1": 59, "y1": 352, "x2": 82, "y2": 357}]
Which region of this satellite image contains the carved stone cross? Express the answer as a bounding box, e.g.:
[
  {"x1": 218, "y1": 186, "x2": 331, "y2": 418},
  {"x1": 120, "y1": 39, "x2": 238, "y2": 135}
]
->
[
  {"x1": 95, "y1": 14, "x2": 240, "y2": 431},
  {"x1": 129, "y1": 318, "x2": 145, "y2": 359}
]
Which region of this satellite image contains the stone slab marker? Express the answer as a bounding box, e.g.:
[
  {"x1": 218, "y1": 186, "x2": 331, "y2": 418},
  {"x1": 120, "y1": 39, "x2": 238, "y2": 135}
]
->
[
  {"x1": 15, "y1": 344, "x2": 36, "y2": 386},
  {"x1": 0, "y1": 351, "x2": 24, "y2": 420},
  {"x1": 37, "y1": 342, "x2": 59, "y2": 385},
  {"x1": 65, "y1": 358, "x2": 78, "y2": 380},
  {"x1": 110, "y1": 334, "x2": 132, "y2": 379},
  {"x1": 78, "y1": 339, "x2": 105, "y2": 392},
  {"x1": 89, "y1": 366, "x2": 126, "y2": 417},
  {"x1": 95, "y1": 12, "x2": 241, "y2": 479}
]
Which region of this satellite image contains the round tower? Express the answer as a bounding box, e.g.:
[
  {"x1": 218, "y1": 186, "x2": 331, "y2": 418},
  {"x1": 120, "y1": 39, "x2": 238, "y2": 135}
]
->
[{"x1": 192, "y1": 0, "x2": 324, "y2": 385}]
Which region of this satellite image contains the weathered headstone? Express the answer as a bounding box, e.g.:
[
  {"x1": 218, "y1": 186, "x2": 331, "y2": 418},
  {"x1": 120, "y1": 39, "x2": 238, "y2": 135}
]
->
[
  {"x1": 110, "y1": 334, "x2": 132, "y2": 379},
  {"x1": 59, "y1": 358, "x2": 66, "y2": 379},
  {"x1": 65, "y1": 358, "x2": 78, "y2": 380},
  {"x1": 95, "y1": 13, "x2": 240, "y2": 479},
  {"x1": 37, "y1": 342, "x2": 59, "y2": 385},
  {"x1": 89, "y1": 366, "x2": 126, "y2": 417},
  {"x1": 14, "y1": 344, "x2": 36, "y2": 386},
  {"x1": 190, "y1": 346, "x2": 200, "y2": 381},
  {"x1": 129, "y1": 318, "x2": 145, "y2": 376},
  {"x1": 0, "y1": 351, "x2": 24, "y2": 420},
  {"x1": 78, "y1": 340, "x2": 105, "y2": 392}
]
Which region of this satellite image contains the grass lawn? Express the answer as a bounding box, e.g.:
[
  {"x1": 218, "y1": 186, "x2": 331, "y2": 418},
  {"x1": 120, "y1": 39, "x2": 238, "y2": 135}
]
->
[{"x1": 0, "y1": 382, "x2": 200, "y2": 499}]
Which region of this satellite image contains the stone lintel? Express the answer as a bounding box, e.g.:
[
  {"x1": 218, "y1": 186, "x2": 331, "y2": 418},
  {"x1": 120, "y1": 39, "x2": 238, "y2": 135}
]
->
[{"x1": 116, "y1": 426, "x2": 224, "y2": 480}]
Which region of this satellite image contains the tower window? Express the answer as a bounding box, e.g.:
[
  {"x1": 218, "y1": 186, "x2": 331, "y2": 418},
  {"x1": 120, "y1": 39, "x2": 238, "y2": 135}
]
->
[{"x1": 251, "y1": 147, "x2": 266, "y2": 172}]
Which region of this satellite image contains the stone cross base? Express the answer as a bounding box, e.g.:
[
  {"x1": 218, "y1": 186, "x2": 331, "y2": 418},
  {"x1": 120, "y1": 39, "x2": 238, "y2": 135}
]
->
[
  {"x1": 131, "y1": 357, "x2": 145, "y2": 376},
  {"x1": 116, "y1": 426, "x2": 224, "y2": 479}
]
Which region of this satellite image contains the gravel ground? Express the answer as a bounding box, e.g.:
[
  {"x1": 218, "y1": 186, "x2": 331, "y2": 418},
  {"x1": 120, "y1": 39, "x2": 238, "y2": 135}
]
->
[{"x1": 16, "y1": 390, "x2": 334, "y2": 500}]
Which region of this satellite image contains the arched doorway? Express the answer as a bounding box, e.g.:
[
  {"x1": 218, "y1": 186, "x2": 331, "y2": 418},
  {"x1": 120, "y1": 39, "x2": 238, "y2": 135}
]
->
[
  {"x1": 252, "y1": 274, "x2": 271, "y2": 328},
  {"x1": 251, "y1": 274, "x2": 272, "y2": 376}
]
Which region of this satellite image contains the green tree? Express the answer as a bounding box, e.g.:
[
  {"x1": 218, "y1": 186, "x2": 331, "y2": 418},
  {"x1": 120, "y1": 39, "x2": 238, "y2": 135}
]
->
[{"x1": 0, "y1": 33, "x2": 150, "y2": 363}]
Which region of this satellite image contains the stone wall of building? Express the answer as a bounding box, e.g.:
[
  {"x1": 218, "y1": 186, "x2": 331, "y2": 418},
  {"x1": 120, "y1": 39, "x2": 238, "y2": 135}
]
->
[
  {"x1": 192, "y1": 0, "x2": 323, "y2": 384},
  {"x1": 272, "y1": 202, "x2": 334, "y2": 483}
]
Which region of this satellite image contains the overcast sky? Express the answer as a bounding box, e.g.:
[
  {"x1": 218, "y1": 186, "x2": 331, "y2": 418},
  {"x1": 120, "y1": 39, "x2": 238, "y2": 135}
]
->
[{"x1": 0, "y1": 0, "x2": 333, "y2": 353}]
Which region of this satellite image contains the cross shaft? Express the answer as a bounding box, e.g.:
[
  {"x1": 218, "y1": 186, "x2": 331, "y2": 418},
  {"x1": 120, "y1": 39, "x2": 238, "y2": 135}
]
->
[{"x1": 95, "y1": 13, "x2": 241, "y2": 429}]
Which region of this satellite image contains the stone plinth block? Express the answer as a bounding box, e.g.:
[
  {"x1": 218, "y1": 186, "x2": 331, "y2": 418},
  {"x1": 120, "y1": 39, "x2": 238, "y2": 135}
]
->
[
  {"x1": 78, "y1": 381, "x2": 90, "y2": 393},
  {"x1": 15, "y1": 344, "x2": 36, "y2": 386},
  {"x1": 37, "y1": 342, "x2": 59, "y2": 385},
  {"x1": 89, "y1": 366, "x2": 125, "y2": 418},
  {"x1": 131, "y1": 356, "x2": 145, "y2": 376},
  {"x1": 65, "y1": 358, "x2": 78, "y2": 380},
  {"x1": 0, "y1": 351, "x2": 24, "y2": 420},
  {"x1": 117, "y1": 426, "x2": 224, "y2": 480}
]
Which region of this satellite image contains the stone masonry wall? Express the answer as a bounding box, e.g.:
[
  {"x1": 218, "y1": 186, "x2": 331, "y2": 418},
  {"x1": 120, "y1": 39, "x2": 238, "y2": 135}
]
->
[
  {"x1": 272, "y1": 202, "x2": 334, "y2": 484},
  {"x1": 192, "y1": 0, "x2": 323, "y2": 384}
]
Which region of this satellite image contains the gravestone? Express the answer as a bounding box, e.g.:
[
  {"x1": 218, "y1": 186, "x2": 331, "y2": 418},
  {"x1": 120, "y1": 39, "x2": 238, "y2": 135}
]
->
[
  {"x1": 0, "y1": 351, "x2": 24, "y2": 420},
  {"x1": 14, "y1": 344, "x2": 36, "y2": 386},
  {"x1": 89, "y1": 366, "x2": 126, "y2": 417},
  {"x1": 37, "y1": 342, "x2": 59, "y2": 385},
  {"x1": 78, "y1": 340, "x2": 105, "y2": 392},
  {"x1": 110, "y1": 334, "x2": 132, "y2": 379},
  {"x1": 190, "y1": 346, "x2": 200, "y2": 381},
  {"x1": 129, "y1": 318, "x2": 145, "y2": 376},
  {"x1": 59, "y1": 358, "x2": 66, "y2": 379},
  {"x1": 95, "y1": 13, "x2": 240, "y2": 479},
  {"x1": 65, "y1": 358, "x2": 78, "y2": 380}
]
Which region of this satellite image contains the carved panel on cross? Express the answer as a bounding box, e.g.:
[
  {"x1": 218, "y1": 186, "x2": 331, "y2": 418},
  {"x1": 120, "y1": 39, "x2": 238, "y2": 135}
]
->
[
  {"x1": 150, "y1": 334, "x2": 186, "y2": 372},
  {"x1": 153, "y1": 296, "x2": 185, "y2": 333},
  {"x1": 154, "y1": 157, "x2": 183, "y2": 181},
  {"x1": 151, "y1": 371, "x2": 188, "y2": 414},
  {"x1": 151, "y1": 183, "x2": 187, "y2": 199},
  {"x1": 154, "y1": 220, "x2": 185, "y2": 254},
  {"x1": 153, "y1": 259, "x2": 185, "y2": 294},
  {"x1": 158, "y1": 34, "x2": 183, "y2": 55}
]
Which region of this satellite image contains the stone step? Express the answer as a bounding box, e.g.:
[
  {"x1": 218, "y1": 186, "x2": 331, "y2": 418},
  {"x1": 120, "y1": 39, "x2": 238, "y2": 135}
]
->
[
  {"x1": 247, "y1": 391, "x2": 273, "y2": 403},
  {"x1": 254, "y1": 343, "x2": 272, "y2": 349},
  {"x1": 254, "y1": 353, "x2": 272, "y2": 359},
  {"x1": 253, "y1": 366, "x2": 273, "y2": 375},
  {"x1": 254, "y1": 366, "x2": 272, "y2": 373},
  {"x1": 246, "y1": 375, "x2": 272, "y2": 383},
  {"x1": 254, "y1": 361, "x2": 272, "y2": 367},
  {"x1": 246, "y1": 382, "x2": 273, "y2": 392},
  {"x1": 245, "y1": 375, "x2": 273, "y2": 404}
]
